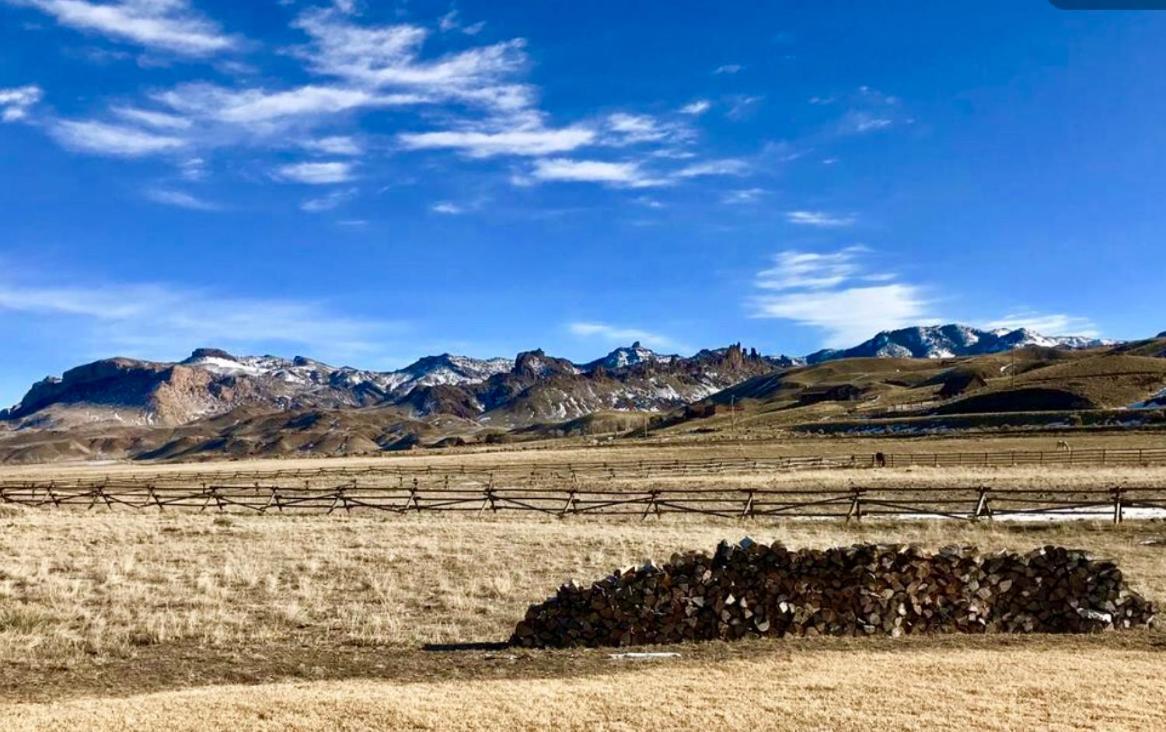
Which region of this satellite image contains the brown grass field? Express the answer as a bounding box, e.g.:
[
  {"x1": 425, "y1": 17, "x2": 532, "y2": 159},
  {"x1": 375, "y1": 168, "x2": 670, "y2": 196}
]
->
[{"x1": 4, "y1": 436, "x2": 1166, "y2": 730}]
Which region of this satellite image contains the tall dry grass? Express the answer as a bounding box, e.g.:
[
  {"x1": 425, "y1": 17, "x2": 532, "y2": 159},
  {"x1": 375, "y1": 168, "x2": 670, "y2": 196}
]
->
[{"x1": 2, "y1": 509, "x2": 1164, "y2": 667}]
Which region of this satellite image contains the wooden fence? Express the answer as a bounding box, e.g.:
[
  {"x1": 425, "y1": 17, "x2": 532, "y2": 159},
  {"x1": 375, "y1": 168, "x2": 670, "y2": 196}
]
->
[{"x1": 2, "y1": 482, "x2": 1164, "y2": 524}]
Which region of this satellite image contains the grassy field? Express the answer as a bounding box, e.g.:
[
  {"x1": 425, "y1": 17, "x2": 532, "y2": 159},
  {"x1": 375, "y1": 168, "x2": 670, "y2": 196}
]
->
[
  {"x1": 4, "y1": 440, "x2": 1166, "y2": 729},
  {"x1": 2, "y1": 484, "x2": 1166, "y2": 729}
]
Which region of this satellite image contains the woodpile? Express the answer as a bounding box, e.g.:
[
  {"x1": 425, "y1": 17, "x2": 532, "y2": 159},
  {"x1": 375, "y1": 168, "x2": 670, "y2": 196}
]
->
[{"x1": 511, "y1": 540, "x2": 1155, "y2": 648}]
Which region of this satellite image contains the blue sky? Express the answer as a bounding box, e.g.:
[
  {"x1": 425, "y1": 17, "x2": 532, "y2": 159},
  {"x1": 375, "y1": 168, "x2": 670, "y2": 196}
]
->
[{"x1": 2, "y1": 1, "x2": 1165, "y2": 406}]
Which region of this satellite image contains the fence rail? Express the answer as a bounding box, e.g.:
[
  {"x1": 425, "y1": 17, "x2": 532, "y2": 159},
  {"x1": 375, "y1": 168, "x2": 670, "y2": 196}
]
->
[{"x1": 3, "y1": 482, "x2": 1164, "y2": 523}]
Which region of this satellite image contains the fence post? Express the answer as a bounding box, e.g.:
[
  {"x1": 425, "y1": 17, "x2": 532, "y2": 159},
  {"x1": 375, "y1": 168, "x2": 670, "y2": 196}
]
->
[
  {"x1": 741, "y1": 489, "x2": 755, "y2": 519},
  {"x1": 973, "y1": 488, "x2": 992, "y2": 521},
  {"x1": 561, "y1": 489, "x2": 577, "y2": 517},
  {"x1": 845, "y1": 489, "x2": 863, "y2": 523},
  {"x1": 1112, "y1": 488, "x2": 1124, "y2": 525},
  {"x1": 641, "y1": 489, "x2": 661, "y2": 520}
]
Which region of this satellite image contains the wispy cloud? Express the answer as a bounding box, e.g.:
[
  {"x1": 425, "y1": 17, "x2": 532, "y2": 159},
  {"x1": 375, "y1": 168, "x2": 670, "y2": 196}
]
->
[
  {"x1": 0, "y1": 85, "x2": 43, "y2": 121},
  {"x1": 674, "y1": 158, "x2": 749, "y2": 178},
  {"x1": 527, "y1": 158, "x2": 666, "y2": 188},
  {"x1": 568, "y1": 321, "x2": 678, "y2": 350},
  {"x1": 50, "y1": 119, "x2": 186, "y2": 156},
  {"x1": 398, "y1": 125, "x2": 595, "y2": 157},
  {"x1": 679, "y1": 99, "x2": 711, "y2": 116},
  {"x1": 301, "y1": 135, "x2": 362, "y2": 155},
  {"x1": 291, "y1": 7, "x2": 529, "y2": 111},
  {"x1": 431, "y1": 201, "x2": 465, "y2": 215},
  {"x1": 604, "y1": 113, "x2": 692, "y2": 146},
  {"x1": 713, "y1": 64, "x2": 742, "y2": 75},
  {"x1": 749, "y1": 247, "x2": 937, "y2": 347},
  {"x1": 834, "y1": 86, "x2": 911, "y2": 135},
  {"x1": 785, "y1": 210, "x2": 856, "y2": 228},
  {"x1": 725, "y1": 94, "x2": 762, "y2": 120},
  {"x1": 144, "y1": 188, "x2": 221, "y2": 211},
  {"x1": 276, "y1": 161, "x2": 355, "y2": 184},
  {"x1": 722, "y1": 188, "x2": 767, "y2": 205},
  {"x1": 15, "y1": 0, "x2": 240, "y2": 56},
  {"x1": 301, "y1": 187, "x2": 357, "y2": 212},
  {"x1": 0, "y1": 275, "x2": 405, "y2": 358},
  {"x1": 112, "y1": 105, "x2": 192, "y2": 130},
  {"x1": 985, "y1": 312, "x2": 1100, "y2": 338}
]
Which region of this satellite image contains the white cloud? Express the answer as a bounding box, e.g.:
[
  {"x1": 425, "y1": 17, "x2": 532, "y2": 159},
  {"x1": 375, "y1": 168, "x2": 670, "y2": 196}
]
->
[
  {"x1": 178, "y1": 156, "x2": 206, "y2": 180},
  {"x1": 568, "y1": 321, "x2": 678, "y2": 350},
  {"x1": 301, "y1": 187, "x2": 357, "y2": 212},
  {"x1": 291, "y1": 8, "x2": 530, "y2": 111},
  {"x1": 722, "y1": 188, "x2": 766, "y2": 205},
  {"x1": 462, "y1": 21, "x2": 486, "y2": 36},
  {"x1": 529, "y1": 158, "x2": 666, "y2": 188},
  {"x1": 984, "y1": 313, "x2": 1100, "y2": 338},
  {"x1": 749, "y1": 247, "x2": 936, "y2": 348},
  {"x1": 725, "y1": 95, "x2": 762, "y2": 120},
  {"x1": 839, "y1": 111, "x2": 894, "y2": 134},
  {"x1": 430, "y1": 201, "x2": 465, "y2": 215},
  {"x1": 833, "y1": 87, "x2": 909, "y2": 135},
  {"x1": 753, "y1": 283, "x2": 935, "y2": 348},
  {"x1": 50, "y1": 119, "x2": 186, "y2": 156},
  {"x1": 0, "y1": 276, "x2": 403, "y2": 358},
  {"x1": 112, "y1": 105, "x2": 192, "y2": 130},
  {"x1": 713, "y1": 64, "x2": 742, "y2": 74},
  {"x1": 604, "y1": 113, "x2": 691, "y2": 146},
  {"x1": 674, "y1": 158, "x2": 749, "y2": 178},
  {"x1": 785, "y1": 210, "x2": 856, "y2": 228},
  {"x1": 276, "y1": 161, "x2": 355, "y2": 184},
  {"x1": 0, "y1": 85, "x2": 43, "y2": 121},
  {"x1": 755, "y1": 247, "x2": 868, "y2": 291},
  {"x1": 19, "y1": 0, "x2": 239, "y2": 56},
  {"x1": 679, "y1": 99, "x2": 711, "y2": 116},
  {"x1": 156, "y1": 83, "x2": 420, "y2": 129},
  {"x1": 438, "y1": 10, "x2": 459, "y2": 32},
  {"x1": 302, "y1": 135, "x2": 362, "y2": 155},
  {"x1": 398, "y1": 125, "x2": 595, "y2": 157},
  {"x1": 144, "y1": 188, "x2": 220, "y2": 211}
]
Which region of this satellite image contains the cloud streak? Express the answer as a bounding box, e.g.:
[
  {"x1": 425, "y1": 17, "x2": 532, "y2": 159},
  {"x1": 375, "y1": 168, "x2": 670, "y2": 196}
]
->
[
  {"x1": 0, "y1": 85, "x2": 43, "y2": 121},
  {"x1": 785, "y1": 210, "x2": 856, "y2": 228},
  {"x1": 15, "y1": 0, "x2": 239, "y2": 56},
  {"x1": 0, "y1": 275, "x2": 405, "y2": 360},
  {"x1": 749, "y1": 247, "x2": 936, "y2": 347}
]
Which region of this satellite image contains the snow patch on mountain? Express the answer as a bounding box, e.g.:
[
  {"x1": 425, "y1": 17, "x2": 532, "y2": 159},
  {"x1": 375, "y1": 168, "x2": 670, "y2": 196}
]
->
[{"x1": 807, "y1": 324, "x2": 1112, "y2": 364}]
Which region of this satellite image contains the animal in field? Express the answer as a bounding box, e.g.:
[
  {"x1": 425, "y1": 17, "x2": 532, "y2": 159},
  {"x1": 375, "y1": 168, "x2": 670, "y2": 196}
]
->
[{"x1": 1056, "y1": 440, "x2": 1072, "y2": 452}]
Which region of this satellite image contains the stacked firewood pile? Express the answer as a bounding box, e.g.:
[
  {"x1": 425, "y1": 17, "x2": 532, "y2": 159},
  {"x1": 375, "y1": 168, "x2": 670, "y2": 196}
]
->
[{"x1": 511, "y1": 540, "x2": 1155, "y2": 648}]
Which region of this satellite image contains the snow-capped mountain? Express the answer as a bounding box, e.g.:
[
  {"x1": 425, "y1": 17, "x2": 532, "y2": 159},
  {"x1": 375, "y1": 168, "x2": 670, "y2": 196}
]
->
[
  {"x1": 1, "y1": 344, "x2": 772, "y2": 429},
  {"x1": 582, "y1": 341, "x2": 676, "y2": 371},
  {"x1": 806, "y1": 324, "x2": 1111, "y2": 363}
]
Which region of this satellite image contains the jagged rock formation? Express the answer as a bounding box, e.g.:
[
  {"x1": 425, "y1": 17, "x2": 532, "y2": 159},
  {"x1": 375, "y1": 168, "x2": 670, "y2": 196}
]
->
[{"x1": 1, "y1": 343, "x2": 774, "y2": 430}]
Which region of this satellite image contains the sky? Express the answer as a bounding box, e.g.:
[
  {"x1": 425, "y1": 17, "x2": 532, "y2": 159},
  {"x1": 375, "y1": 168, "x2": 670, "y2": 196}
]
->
[{"x1": 2, "y1": 1, "x2": 1166, "y2": 406}]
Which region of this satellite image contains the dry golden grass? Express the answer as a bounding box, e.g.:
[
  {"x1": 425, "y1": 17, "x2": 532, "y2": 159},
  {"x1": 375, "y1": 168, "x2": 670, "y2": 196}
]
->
[
  {"x1": 4, "y1": 451, "x2": 1166, "y2": 729},
  {"x1": 5, "y1": 643, "x2": 1166, "y2": 731},
  {"x1": 1, "y1": 430, "x2": 1162, "y2": 483},
  {"x1": 2, "y1": 509, "x2": 1165, "y2": 666}
]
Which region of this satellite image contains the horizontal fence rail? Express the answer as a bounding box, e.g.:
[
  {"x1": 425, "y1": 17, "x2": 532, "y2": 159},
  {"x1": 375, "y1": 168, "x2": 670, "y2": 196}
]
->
[
  {"x1": 4, "y1": 447, "x2": 1166, "y2": 490},
  {"x1": 2, "y1": 482, "x2": 1164, "y2": 523}
]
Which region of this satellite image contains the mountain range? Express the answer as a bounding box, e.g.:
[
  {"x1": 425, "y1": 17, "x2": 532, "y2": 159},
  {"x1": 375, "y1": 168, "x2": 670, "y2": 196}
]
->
[
  {"x1": 0, "y1": 324, "x2": 1145, "y2": 464},
  {"x1": 804, "y1": 324, "x2": 1111, "y2": 363},
  {"x1": 0, "y1": 342, "x2": 772, "y2": 430}
]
